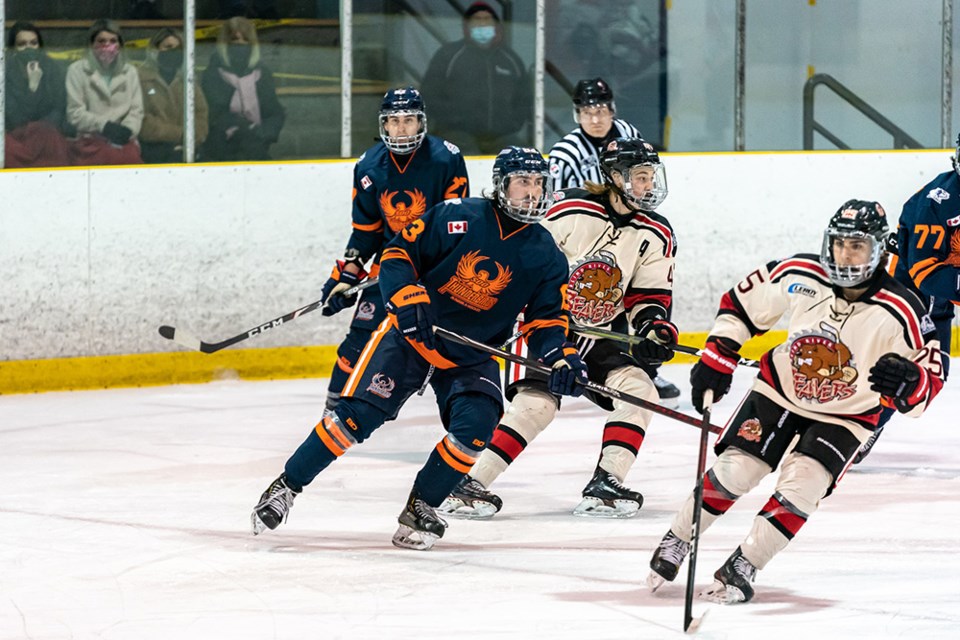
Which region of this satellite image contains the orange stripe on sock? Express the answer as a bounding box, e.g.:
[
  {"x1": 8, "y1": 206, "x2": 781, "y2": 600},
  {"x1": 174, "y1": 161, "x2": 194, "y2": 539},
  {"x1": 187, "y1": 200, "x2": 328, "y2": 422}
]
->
[
  {"x1": 315, "y1": 420, "x2": 345, "y2": 456},
  {"x1": 442, "y1": 436, "x2": 477, "y2": 466},
  {"x1": 324, "y1": 417, "x2": 353, "y2": 451},
  {"x1": 436, "y1": 441, "x2": 473, "y2": 473}
]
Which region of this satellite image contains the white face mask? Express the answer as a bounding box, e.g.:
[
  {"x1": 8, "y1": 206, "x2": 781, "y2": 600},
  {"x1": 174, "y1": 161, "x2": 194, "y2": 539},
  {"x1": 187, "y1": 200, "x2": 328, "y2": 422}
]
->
[{"x1": 470, "y1": 25, "x2": 496, "y2": 45}]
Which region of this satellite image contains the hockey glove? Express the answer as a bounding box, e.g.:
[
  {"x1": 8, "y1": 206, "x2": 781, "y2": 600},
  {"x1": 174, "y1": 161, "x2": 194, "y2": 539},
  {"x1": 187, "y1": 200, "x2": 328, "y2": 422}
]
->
[
  {"x1": 102, "y1": 121, "x2": 132, "y2": 145},
  {"x1": 320, "y1": 260, "x2": 367, "y2": 317},
  {"x1": 631, "y1": 318, "x2": 679, "y2": 364},
  {"x1": 690, "y1": 337, "x2": 739, "y2": 414},
  {"x1": 542, "y1": 341, "x2": 588, "y2": 397},
  {"x1": 386, "y1": 284, "x2": 435, "y2": 349},
  {"x1": 868, "y1": 352, "x2": 925, "y2": 413}
]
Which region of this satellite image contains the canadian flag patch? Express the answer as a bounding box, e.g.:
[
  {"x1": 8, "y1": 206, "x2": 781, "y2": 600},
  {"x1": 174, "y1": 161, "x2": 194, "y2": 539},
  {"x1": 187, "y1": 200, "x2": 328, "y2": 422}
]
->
[
  {"x1": 360, "y1": 175, "x2": 372, "y2": 190},
  {"x1": 448, "y1": 220, "x2": 468, "y2": 234}
]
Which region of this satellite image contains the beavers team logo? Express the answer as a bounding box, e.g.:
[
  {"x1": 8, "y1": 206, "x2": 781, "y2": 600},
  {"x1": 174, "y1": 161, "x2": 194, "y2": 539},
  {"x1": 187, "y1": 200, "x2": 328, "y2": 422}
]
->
[
  {"x1": 366, "y1": 373, "x2": 396, "y2": 399},
  {"x1": 380, "y1": 189, "x2": 427, "y2": 232},
  {"x1": 438, "y1": 250, "x2": 512, "y2": 311},
  {"x1": 737, "y1": 418, "x2": 762, "y2": 443},
  {"x1": 788, "y1": 326, "x2": 858, "y2": 403},
  {"x1": 566, "y1": 251, "x2": 624, "y2": 326}
]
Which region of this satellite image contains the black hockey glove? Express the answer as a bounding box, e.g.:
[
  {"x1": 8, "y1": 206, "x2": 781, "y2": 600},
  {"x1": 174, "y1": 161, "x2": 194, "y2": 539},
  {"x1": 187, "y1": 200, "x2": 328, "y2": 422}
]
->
[
  {"x1": 868, "y1": 353, "x2": 925, "y2": 413},
  {"x1": 690, "y1": 337, "x2": 739, "y2": 414},
  {"x1": 320, "y1": 259, "x2": 367, "y2": 317},
  {"x1": 102, "y1": 121, "x2": 132, "y2": 145},
  {"x1": 542, "y1": 341, "x2": 588, "y2": 397},
  {"x1": 631, "y1": 317, "x2": 679, "y2": 364},
  {"x1": 386, "y1": 284, "x2": 435, "y2": 349}
]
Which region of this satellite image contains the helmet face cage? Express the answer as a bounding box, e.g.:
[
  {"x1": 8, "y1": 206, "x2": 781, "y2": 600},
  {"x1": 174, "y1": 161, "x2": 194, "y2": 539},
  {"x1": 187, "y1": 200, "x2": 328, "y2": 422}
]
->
[
  {"x1": 379, "y1": 87, "x2": 426, "y2": 154},
  {"x1": 819, "y1": 199, "x2": 889, "y2": 287},
  {"x1": 600, "y1": 138, "x2": 667, "y2": 210},
  {"x1": 492, "y1": 147, "x2": 553, "y2": 223}
]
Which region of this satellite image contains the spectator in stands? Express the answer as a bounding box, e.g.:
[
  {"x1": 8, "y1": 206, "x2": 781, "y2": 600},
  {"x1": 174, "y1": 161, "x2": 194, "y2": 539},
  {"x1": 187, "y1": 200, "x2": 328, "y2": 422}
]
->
[
  {"x1": 137, "y1": 28, "x2": 209, "y2": 164},
  {"x1": 201, "y1": 17, "x2": 285, "y2": 161},
  {"x1": 65, "y1": 19, "x2": 144, "y2": 166},
  {"x1": 4, "y1": 22, "x2": 70, "y2": 168},
  {"x1": 421, "y1": 2, "x2": 530, "y2": 154}
]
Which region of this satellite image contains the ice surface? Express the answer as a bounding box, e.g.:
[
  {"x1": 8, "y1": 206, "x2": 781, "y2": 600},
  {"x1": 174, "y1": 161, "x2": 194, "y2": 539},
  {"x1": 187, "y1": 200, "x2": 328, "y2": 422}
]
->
[{"x1": 2, "y1": 363, "x2": 958, "y2": 639}]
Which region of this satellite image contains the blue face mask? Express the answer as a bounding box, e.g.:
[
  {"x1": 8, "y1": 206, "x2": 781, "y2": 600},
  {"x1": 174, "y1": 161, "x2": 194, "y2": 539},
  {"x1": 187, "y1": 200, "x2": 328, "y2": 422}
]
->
[{"x1": 470, "y1": 25, "x2": 496, "y2": 45}]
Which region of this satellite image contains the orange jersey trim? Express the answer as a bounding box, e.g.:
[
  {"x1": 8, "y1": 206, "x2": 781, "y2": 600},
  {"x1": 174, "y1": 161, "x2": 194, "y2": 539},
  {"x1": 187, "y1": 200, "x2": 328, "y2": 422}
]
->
[
  {"x1": 352, "y1": 220, "x2": 384, "y2": 232},
  {"x1": 521, "y1": 317, "x2": 569, "y2": 336},
  {"x1": 342, "y1": 319, "x2": 392, "y2": 397}
]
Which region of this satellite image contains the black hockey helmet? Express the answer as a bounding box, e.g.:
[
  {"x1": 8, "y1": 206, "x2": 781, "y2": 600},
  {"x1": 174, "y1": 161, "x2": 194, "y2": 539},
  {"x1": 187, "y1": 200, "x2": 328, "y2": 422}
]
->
[
  {"x1": 820, "y1": 199, "x2": 890, "y2": 287},
  {"x1": 599, "y1": 137, "x2": 667, "y2": 210},
  {"x1": 378, "y1": 86, "x2": 426, "y2": 154},
  {"x1": 573, "y1": 77, "x2": 614, "y2": 109},
  {"x1": 492, "y1": 146, "x2": 553, "y2": 223},
  {"x1": 952, "y1": 132, "x2": 960, "y2": 177}
]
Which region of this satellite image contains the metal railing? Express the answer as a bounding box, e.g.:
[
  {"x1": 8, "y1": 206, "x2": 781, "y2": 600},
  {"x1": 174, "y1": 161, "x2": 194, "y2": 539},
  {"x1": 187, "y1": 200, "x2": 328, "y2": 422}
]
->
[{"x1": 802, "y1": 73, "x2": 924, "y2": 150}]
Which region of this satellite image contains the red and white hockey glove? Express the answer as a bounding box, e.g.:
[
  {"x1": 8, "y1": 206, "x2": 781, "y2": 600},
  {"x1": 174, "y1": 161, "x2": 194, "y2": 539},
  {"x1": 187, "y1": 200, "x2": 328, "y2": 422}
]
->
[
  {"x1": 868, "y1": 353, "x2": 926, "y2": 413},
  {"x1": 690, "y1": 336, "x2": 740, "y2": 414},
  {"x1": 631, "y1": 317, "x2": 679, "y2": 364}
]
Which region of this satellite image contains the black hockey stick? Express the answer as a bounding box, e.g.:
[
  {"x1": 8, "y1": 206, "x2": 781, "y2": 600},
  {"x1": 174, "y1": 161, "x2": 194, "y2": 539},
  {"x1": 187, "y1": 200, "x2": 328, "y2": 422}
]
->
[
  {"x1": 684, "y1": 389, "x2": 714, "y2": 633},
  {"x1": 572, "y1": 324, "x2": 760, "y2": 369},
  {"x1": 158, "y1": 278, "x2": 379, "y2": 354},
  {"x1": 434, "y1": 327, "x2": 722, "y2": 434}
]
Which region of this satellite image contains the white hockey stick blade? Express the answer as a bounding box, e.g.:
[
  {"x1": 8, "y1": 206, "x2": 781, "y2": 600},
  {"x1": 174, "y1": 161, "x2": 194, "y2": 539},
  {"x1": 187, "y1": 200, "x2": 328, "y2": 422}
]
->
[
  {"x1": 685, "y1": 608, "x2": 709, "y2": 634},
  {"x1": 159, "y1": 325, "x2": 203, "y2": 352}
]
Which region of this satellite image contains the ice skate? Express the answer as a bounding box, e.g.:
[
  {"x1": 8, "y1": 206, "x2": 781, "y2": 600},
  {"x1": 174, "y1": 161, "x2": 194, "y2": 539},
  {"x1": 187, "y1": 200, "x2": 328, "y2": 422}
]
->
[
  {"x1": 573, "y1": 467, "x2": 643, "y2": 518},
  {"x1": 438, "y1": 475, "x2": 503, "y2": 520},
  {"x1": 699, "y1": 547, "x2": 757, "y2": 604},
  {"x1": 392, "y1": 489, "x2": 448, "y2": 550},
  {"x1": 653, "y1": 375, "x2": 680, "y2": 409},
  {"x1": 251, "y1": 474, "x2": 300, "y2": 535},
  {"x1": 646, "y1": 530, "x2": 691, "y2": 592}
]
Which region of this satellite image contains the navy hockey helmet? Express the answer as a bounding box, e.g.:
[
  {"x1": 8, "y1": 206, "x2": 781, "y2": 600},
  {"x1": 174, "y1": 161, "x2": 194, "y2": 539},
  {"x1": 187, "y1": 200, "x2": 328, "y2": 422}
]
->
[
  {"x1": 572, "y1": 77, "x2": 615, "y2": 123},
  {"x1": 820, "y1": 199, "x2": 891, "y2": 288},
  {"x1": 599, "y1": 137, "x2": 667, "y2": 210},
  {"x1": 379, "y1": 86, "x2": 426, "y2": 154},
  {"x1": 491, "y1": 146, "x2": 553, "y2": 223}
]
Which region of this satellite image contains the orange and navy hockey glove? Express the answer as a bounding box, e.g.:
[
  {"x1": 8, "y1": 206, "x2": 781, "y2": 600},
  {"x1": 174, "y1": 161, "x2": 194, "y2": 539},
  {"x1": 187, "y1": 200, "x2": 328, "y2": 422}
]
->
[{"x1": 386, "y1": 284, "x2": 435, "y2": 349}]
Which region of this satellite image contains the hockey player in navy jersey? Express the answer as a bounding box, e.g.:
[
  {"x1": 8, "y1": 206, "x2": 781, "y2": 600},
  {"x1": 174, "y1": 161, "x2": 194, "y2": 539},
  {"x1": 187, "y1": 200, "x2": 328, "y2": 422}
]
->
[
  {"x1": 440, "y1": 137, "x2": 678, "y2": 520},
  {"x1": 318, "y1": 86, "x2": 469, "y2": 416},
  {"x1": 855, "y1": 137, "x2": 960, "y2": 462},
  {"x1": 647, "y1": 200, "x2": 943, "y2": 604},
  {"x1": 251, "y1": 147, "x2": 588, "y2": 550}
]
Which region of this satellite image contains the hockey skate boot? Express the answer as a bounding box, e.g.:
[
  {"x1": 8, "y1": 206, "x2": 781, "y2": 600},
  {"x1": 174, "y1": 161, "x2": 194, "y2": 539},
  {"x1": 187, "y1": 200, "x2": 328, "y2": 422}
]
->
[
  {"x1": 573, "y1": 467, "x2": 644, "y2": 518},
  {"x1": 646, "y1": 530, "x2": 692, "y2": 592},
  {"x1": 653, "y1": 375, "x2": 681, "y2": 409},
  {"x1": 700, "y1": 547, "x2": 758, "y2": 604},
  {"x1": 438, "y1": 475, "x2": 503, "y2": 520},
  {"x1": 392, "y1": 489, "x2": 448, "y2": 551},
  {"x1": 251, "y1": 474, "x2": 301, "y2": 535}
]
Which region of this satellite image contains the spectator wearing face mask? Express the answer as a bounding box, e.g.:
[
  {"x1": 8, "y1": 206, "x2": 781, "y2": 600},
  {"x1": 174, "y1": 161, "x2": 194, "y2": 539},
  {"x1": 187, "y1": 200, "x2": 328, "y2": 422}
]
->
[
  {"x1": 421, "y1": 2, "x2": 530, "y2": 155},
  {"x1": 137, "y1": 28, "x2": 209, "y2": 164},
  {"x1": 65, "y1": 19, "x2": 144, "y2": 165},
  {"x1": 200, "y1": 16, "x2": 285, "y2": 161},
  {"x1": 4, "y1": 22, "x2": 70, "y2": 168}
]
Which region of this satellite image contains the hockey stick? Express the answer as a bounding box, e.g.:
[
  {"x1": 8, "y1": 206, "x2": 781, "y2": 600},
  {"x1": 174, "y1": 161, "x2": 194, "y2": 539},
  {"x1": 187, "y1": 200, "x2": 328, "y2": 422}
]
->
[
  {"x1": 684, "y1": 389, "x2": 714, "y2": 633},
  {"x1": 434, "y1": 327, "x2": 722, "y2": 434},
  {"x1": 158, "y1": 278, "x2": 379, "y2": 354},
  {"x1": 571, "y1": 324, "x2": 760, "y2": 369}
]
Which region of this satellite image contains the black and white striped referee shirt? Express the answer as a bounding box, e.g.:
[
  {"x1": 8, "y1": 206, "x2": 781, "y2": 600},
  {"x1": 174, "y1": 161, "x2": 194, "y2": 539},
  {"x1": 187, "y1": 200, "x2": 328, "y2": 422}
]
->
[{"x1": 547, "y1": 120, "x2": 642, "y2": 190}]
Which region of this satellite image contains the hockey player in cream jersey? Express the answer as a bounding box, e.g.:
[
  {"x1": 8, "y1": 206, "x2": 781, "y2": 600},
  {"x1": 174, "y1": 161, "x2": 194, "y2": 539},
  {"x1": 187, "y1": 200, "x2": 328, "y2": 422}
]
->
[
  {"x1": 647, "y1": 200, "x2": 943, "y2": 604},
  {"x1": 440, "y1": 137, "x2": 678, "y2": 519}
]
